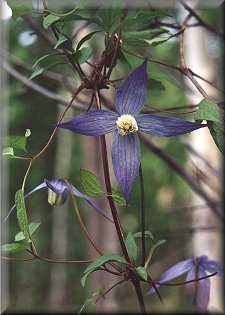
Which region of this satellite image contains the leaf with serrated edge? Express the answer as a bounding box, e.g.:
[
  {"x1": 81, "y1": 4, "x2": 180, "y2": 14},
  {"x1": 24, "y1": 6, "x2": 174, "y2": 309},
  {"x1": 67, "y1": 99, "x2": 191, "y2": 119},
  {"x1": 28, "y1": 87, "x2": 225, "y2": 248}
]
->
[
  {"x1": 195, "y1": 99, "x2": 224, "y2": 124},
  {"x1": 15, "y1": 190, "x2": 30, "y2": 242},
  {"x1": 80, "y1": 169, "x2": 102, "y2": 198}
]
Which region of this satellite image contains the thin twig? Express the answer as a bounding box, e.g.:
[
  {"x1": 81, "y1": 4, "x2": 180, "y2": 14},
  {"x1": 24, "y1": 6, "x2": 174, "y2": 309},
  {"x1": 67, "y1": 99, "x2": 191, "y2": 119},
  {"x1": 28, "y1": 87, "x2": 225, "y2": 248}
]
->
[{"x1": 140, "y1": 134, "x2": 222, "y2": 218}]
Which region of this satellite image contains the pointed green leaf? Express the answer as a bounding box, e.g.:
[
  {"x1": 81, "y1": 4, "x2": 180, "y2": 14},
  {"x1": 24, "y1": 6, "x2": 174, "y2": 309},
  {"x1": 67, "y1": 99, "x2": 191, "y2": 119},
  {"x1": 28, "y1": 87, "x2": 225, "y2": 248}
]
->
[
  {"x1": 80, "y1": 169, "x2": 102, "y2": 198},
  {"x1": 194, "y1": 99, "x2": 224, "y2": 154},
  {"x1": 15, "y1": 222, "x2": 41, "y2": 242},
  {"x1": 112, "y1": 12, "x2": 168, "y2": 34},
  {"x1": 74, "y1": 47, "x2": 93, "y2": 64},
  {"x1": 122, "y1": 29, "x2": 169, "y2": 40},
  {"x1": 1, "y1": 242, "x2": 26, "y2": 253},
  {"x1": 54, "y1": 33, "x2": 73, "y2": 51},
  {"x1": 133, "y1": 230, "x2": 154, "y2": 241},
  {"x1": 43, "y1": 13, "x2": 105, "y2": 30},
  {"x1": 208, "y1": 121, "x2": 224, "y2": 155},
  {"x1": 155, "y1": 239, "x2": 166, "y2": 247},
  {"x1": 2, "y1": 136, "x2": 27, "y2": 151},
  {"x1": 194, "y1": 99, "x2": 224, "y2": 124},
  {"x1": 32, "y1": 53, "x2": 62, "y2": 68},
  {"x1": 136, "y1": 266, "x2": 148, "y2": 281},
  {"x1": 125, "y1": 232, "x2": 137, "y2": 262},
  {"x1": 30, "y1": 61, "x2": 69, "y2": 80},
  {"x1": 111, "y1": 187, "x2": 126, "y2": 206},
  {"x1": 7, "y1": 0, "x2": 32, "y2": 21},
  {"x1": 98, "y1": 7, "x2": 122, "y2": 30},
  {"x1": 81, "y1": 254, "x2": 127, "y2": 287},
  {"x1": 15, "y1": 190, "x2": 30, "y2": 242},
  {"x1": 76, "y1": 30, "x2": 102, "y2": 51}
]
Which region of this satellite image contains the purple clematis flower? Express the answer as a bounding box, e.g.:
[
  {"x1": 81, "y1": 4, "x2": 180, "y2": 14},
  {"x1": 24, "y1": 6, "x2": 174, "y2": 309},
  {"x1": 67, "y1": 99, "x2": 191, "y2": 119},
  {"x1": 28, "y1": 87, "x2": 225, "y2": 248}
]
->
[
  {"x1": 146, "y1": 255, "x2": 224, "y2": 311},
  {"x1": 4, "y1": 178, "x2": 112, "y2": 222},
  {"x1": 58, "y1": 60, "x2": 206, "y2": 202}
]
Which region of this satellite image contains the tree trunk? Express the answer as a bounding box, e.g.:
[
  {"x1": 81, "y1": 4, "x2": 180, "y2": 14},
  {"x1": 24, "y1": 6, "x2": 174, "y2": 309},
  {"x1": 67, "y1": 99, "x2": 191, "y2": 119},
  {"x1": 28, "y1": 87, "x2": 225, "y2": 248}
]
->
[{"x1": 183, "y1": 5, "x2": 223, "y2": 312}]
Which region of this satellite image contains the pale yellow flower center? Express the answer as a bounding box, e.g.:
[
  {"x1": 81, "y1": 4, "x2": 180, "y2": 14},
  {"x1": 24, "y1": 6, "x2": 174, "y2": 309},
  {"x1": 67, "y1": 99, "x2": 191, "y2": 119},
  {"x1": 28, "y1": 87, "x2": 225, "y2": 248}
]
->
[
  {"x1": 47, "y1": 189, "x2": 63, "y2": 207},
  {"x1": 116, "y1": 115, "x2": 138, "y2": 136}
]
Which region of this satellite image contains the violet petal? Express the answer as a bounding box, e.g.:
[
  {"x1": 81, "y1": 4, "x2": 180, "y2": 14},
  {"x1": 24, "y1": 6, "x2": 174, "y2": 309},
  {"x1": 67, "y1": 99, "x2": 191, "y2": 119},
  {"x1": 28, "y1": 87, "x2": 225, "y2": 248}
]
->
[
  {"x1": 186, "y1": 266, "x2": 210, "y2": 311},
  {"x1": 58, "y1": 110, "x2": 118, "y2": 136},
  {"x1": 146, "y1": 258, "x2": 193, "y2": 295},
  {"x1": 4, "y1": 182, "x2": 47, "y2": 222},
  {"x1": 137, "y1": 114, "x2": 206, "y2": 137},
  {"x1": 111, "y1": 131, "x2": 141, "y2": 202},
  {"x1": 115, "y1": 60, "x2": 147, "y2": 116}
]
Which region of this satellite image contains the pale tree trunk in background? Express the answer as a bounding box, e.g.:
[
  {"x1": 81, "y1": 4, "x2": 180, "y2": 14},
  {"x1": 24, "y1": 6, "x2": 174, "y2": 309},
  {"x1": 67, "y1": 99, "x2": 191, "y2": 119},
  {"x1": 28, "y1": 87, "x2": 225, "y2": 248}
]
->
[
  {"x1": 184, "y1": 7, "x2": 223, "y2": 312},
  {"x1": 82, "y1": 134, "x2": 119, "y2": 313},
  {"x1": 48, "y1": 104, "x2": 73, "y2": 311}
]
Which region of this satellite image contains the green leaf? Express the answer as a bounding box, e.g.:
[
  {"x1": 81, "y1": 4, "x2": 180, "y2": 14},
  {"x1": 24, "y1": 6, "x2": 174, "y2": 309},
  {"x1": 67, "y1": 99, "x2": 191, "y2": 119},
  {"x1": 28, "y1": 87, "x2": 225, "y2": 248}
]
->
[
  {"x1": 194, "y1": 99, "x2": 224, "y2": 124},
  {"x1": 76, "y1": 30, "x2": 102, "y2": 51},
  {"x1": 194, "y1": 99, "x2": 224, "y2": 154},
  {"x1": 155, "y1": 239, "x2": 166, "y2": 247},
  {"x1": 2, "y1": 136, "x2": 27, "y2": 151},
  {"x1": 7, "y1": 0, "x2": 32, "y2": 21},
  {"x1": 2, "y1": 147, "x2": 14, "y2": 158},
  {"x1": 208, "y1": 121, "x2": 225, "y2": 155},
  {"x1": 43, "y1": 13, "x2": 105, "y2": 30},
  {"x1": 1, "y1": 243, "x2": 26, "y2": 253},
  {"x1": 74, "y1": 47, "x2": 93, "y2": 64},
  {"x1": 133, "y1": 230, "x2": 154, "y2": 241},
  {"x1": 15, "y1": 222, "x2": 41, "y2": 242},
  {"x1": 15, "y1": 190, "x2": 30, "y2": 242},
  {"x1": 111, "y1": 187, "x2": 126, "y2": 206},
  {"x1": 149, "y1": 71, "x2": 177, "y2": 87},
  {"x1": 98, "y1": 7, "x2": 122, "y2": 30},
  {"x1": 112, "y1": 12, "x2": 167, "y2": 34},
  {"x1": 122, "y1": 29, "x2": 169, "y2": 46},
  {"x1": 81, "y1": 254, "x2": 127, "y2": 287},
  {"x1": 30, "y1": 61, "x2": 69, "y2": 80},
  {"x1": 125, "y1": 232, "x2": 137, "y2": 262},
  {"x1": 80, "y1": 169, "x2": 102, "y2": 198},
  {"x1": 32, "y1": 53, "x2": 62, "y2": 68},
  {"x1": 136, "y1": 266, "x2": 148, "y2": 281},
  {"x1": 123, "y1": 29, "x2": 169, "y2": 40},
  {"x1": 54, "y1": 33, "x2": 73, "y2": 51}
]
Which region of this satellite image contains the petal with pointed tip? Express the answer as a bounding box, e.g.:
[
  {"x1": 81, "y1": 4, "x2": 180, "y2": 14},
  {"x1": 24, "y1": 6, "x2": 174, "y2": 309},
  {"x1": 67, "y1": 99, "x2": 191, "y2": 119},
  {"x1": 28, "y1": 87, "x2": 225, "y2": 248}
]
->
[
  {"x1": 137, "y1": 114, "x2": 206, "y2": 137},
  {"x1": 111, "y1": 132, "x2": 141, "y2": 202},
  {"x1": 58, "y1": 110, "x2": 118, "y2": 136},
  {"x1": 186, "y1": 266, "x2": 210, "y2": 311},
  {"x1": 4, "y1": 182, "x2": 47, "y2": 222},
  {"x1": 146, "y1": 258, "x2": 193, "y2": 295},
  {"x1": 115, "y1": 60, "x2": 147, "y2": 116}
]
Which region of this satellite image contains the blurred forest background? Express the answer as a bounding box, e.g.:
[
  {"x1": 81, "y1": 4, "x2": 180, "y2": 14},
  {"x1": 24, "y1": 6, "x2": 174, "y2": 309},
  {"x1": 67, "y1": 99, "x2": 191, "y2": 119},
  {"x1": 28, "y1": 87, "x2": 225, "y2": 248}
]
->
[{"x1": 1, "y1": 0, "x2": 224, "y2": 313}]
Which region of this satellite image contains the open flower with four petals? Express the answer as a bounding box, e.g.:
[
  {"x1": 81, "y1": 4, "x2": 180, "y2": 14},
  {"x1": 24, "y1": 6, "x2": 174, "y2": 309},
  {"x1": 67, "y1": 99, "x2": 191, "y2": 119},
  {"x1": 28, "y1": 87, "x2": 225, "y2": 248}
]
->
[{"x1": 58, "y1": 60, "x2": 206, "y2": 201}]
